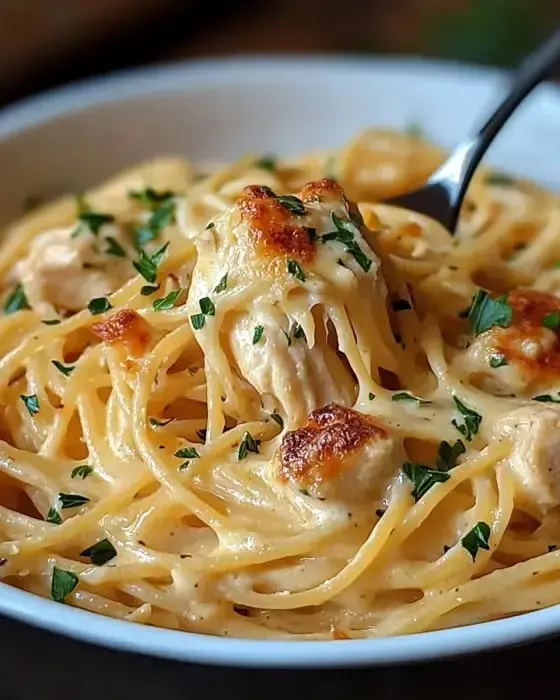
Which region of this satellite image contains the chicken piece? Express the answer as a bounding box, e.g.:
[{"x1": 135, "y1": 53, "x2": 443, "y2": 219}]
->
[
  {"x1": 454, "y1": 289, "x2": 560, "y2": 397},
  {"x1": 13, "y1": 223, "x2": 134, "y2": 315},
  {"x1": 493, "y1": 405, "x2": 560, "y2": 511},
  {"x1": 187, "y1": 179, "x2": 405, "y2": 426},
  {"x1": 278, "y1": 404, "x2": 404, "y2": 502}
]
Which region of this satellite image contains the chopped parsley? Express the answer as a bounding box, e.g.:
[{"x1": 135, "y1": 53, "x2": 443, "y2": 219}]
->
[
  {"x1": 80, "y1": 538, "x2": 117, "y2": 566},
  {"x1": 252, "y1": 325, "x2": 264, "y2": 345},
  {"x1": 104, "y1": 236, "x2": 127, "y2": 258},
  {"x1": 436, "y1": 440, "x2": 466, "y2": 472},
  {"x1": 467, "y1": 290, "x2": 513, "y2": 336},
  {"x1": 277, "y1": 195, "x2": 306, "y2": 216},
  {"x1": 392, "y1": 299, "x2": 412, "y2": 312},
  {"x1": 46, "y1": 507, "x2": 62, "y2": 525},
  {"x1": 174, "y1": 447, "x2": 200, "y2": 459},
  {"x1": 461, "y1": 521, "x2": 491, "y2": 561},
  {"x1": 21, "y1": 394, "x2": 39, "y2": 416},
  {"x1": 542, "y1": 312, "x2": 560, "y2": 330},
  {"x1": 42, "y1": 319, "x2": 61, "y2": 325},
  {"x1": 287, "y1": 259, "x2": 305, "y2": 282},
  {"x1": 141, "y1": 284, "x2": 160, "y2": 296},
  {"x1": 129, "y1": 188, "x2": 175, "y2": 209},
  {"x1": 205, "y1": 222, "x2": 215, "y2": 230},
  {"x1": 51, "y1": 566, "x2": 79, "y2": 603},
  {"x1": 392, "y1": 392, "x2": 430, "y2": 406},
  {"x1": 292, "y1": 322, "x2": 306, "y2": 341},
  {"x1": 489, "y1": 354, "x2": 508, "y2": 368},
  {"x1": 71, "y1": 465, "x2": 93, "y2": 479},
  {"x1": 87, "y1": 297, "x2": 112, "y2": 315},
  {"x1": 58, "y1": 493, "x2": 90, "y2": 509},
  {"x1": 191, "y1": 314, "x2": 206, "y2": 331},
  {"x1": 133, "y1": 242, "x2": 169, "y2": 283},
  {"x1": 51, "y1": 360, "x2": 74, "y2": 377},
  {"x1": 132, "y1": 194, "x2": 176, "y2": 247},
  {"x1": 149, "y1": 416, "x2": 175, "y2": 427},
  {"x1": 238, "y1": 432, "x2": 260, "y2": 460},
  {"x1": 323, "y1": 213, "x2": 372, "y2": 273},
  {"x1": 403, "y1": 462, "x2": 451, "y2": 501},
  {"x1": 406, "y1": 122, "x2": 424, "y2": 138},
  {"x1": 368, "y1": 392, "x2": 375, "y2": 401},
  {"x1": 4, "y1": 284, "x2": 30, "y2": 315},
  {"x1": 199, "y1": 297, "x2": 215, "y2": 316},
  {"x1": 533, "y1": 394, "x2": 560, "y2": 403},
  {"x1": 152, "y1": 288, "x2": 183, "y2": 311},
  {"x1": 486, "y1": 173, "x2": 516, "y2": 186},
  {"x1": 72, "y1": 197, "x2": 114, "y2": 237},
  {"x1": 452, "y1": 396, "x2": 482, "y2": 441},
  {"x1": 270, "y1": 411, "x2": 284, "y2": 429},
  {"x1": 214, "y1": 273, "x2": 228, "y2": 293},
  {"x1": 255, "y1": 155, "x2": 277, "y2": 171}
]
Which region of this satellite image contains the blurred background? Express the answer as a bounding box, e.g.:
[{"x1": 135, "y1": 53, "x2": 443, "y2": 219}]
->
[{"x1": 1, "y1": 0, "x2": 559, "y2": 108}]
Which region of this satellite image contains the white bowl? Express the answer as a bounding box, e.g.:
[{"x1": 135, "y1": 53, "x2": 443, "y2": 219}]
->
[{"x1": 0, "y1": 56, "x2": 559, "y2": 667}]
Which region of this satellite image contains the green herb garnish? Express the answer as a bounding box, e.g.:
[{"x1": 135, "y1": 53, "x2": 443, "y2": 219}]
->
[
  {"x1": 141, "y1": 284, "x2": 160, "y2": 296},
  {"x1": 533, "y1": 394, "x2": 560, "y2": 403},
  {"x1": 87, "y1": 297, "x2": 112, "y2": 315},
  {"x1": 214, "y1": 273, "x2": 228, "y2": 293},
  {"x1": 452, "y1": 396, "x2": 482, "y2": 441},
  {"x1": 543, "y1": 312, "x2": 560, "y2": 330},
  {"x1": 21, "y1": 394, "x2": 39, "y2": 416},
  {"x1": 277, "y1": 195, "x2": 306, "y2": 216},
  {"x1": 4, "y1": 284, "x2": 30, "y2": 315},
  {"x1": 129, "y1": 188, "x2": 175, "y2": 209},
  {"x1": 403, "y1": 462, "x2": 451, "y2": 501},
  {"x1": 174, "y1": 447, "x2": 200, "y2": 459},
  {"x1": 467, "y1": 290, "x2": 513, "y2": 336},
  {"x1": 368, "y1": 392, "x2": 375, "y2": 400},
  {"x1": 252, "y1": 326, "x2": 264, "y2": 345},
  {"x1": 238, "y1": 432, "x2": 260, "y2": 461},
  {"x1": 486, "y1": 173, "x2": 516, "y2": 186},
  {"x1": 42, "y1": 319, "x2": 61, "y2": 325},
  {"x1": 133, "y1": 242, "x2": 169, "y2": 283},
  {"x1": 71, "y1": 465, "x2": 93, "y2": 480},
  {"x1": 149, "y1": 417, "x2": 175, "y2": 427},
  {"x1": 392, "y1": 392, "x2": 430, "y2": 406},
  {"x1": 104, "y1": 236, "x2": 127, "y2": 258},
  {"x1": 152, "y1": 288, "x2": 183, "y2": 311},
  {"x1": 255, "y1": 155, "x2": 277, "y2": 171},
  {"x1": 489, "y1": 354, "x2": 508, "y2": 368},
  {"x1": 58, "y1": 493, "x2": 90, "y2": 509},
  {"x1": 52, "y1": 360, "x2": 75, "y2": 377},
  {"x1": 80, "y1": 538, "x2": 117, "y2": 566},
  {"x1": 461, "y1": 521, "x2": 491, "y2": 561},
  {"x1": 270, "y1": 411, "x2": 284, "y2": 429},
  {"x1": 199, "y1": 297, "x2": 215, "y2": 316},
  {"x1": 436, "y1": 440, "x2": 466, "y2": 472},
  {"x1": 51, "y1": 567, "x2": 79, "y2": 603},
  {"x1": 324, "y1": 213, "x2": 372, "y2": 273},
  {"x1": 46, "y1": 507, "x2": 62, "y2": 525},
  {"x1": 190, "y1": 313, "x2": 205, "y2": 330},
  {"x1": 287, "y1": 259, "x2": 305, "y2": 282}
]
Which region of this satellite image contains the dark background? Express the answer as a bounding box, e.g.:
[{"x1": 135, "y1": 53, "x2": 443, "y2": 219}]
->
[{"x1": 1, "y1": 1, "x2": 560, "y2": 697}]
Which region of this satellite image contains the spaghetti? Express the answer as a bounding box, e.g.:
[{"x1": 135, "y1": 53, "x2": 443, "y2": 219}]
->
[{"x1": 0, "y1": 128, "x2": 559, "y2": 640}]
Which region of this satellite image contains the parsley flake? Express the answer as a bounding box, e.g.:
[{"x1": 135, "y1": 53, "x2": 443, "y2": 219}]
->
[
  {"x1": 287, "y1": 259, "x2": 305, "y2": 282},
  {"x1": 467, "y1": 290, "x2": 513, "y2": 336},
  {"x1": 132, "y1": 242, "x2": 169, "y2": 283},
  {"x1": 51, "y1": 567, "x2": 79, "y2": 603},
  {"x1": 87, "y1": 297, "x2": 112, "y2": 315},
  {"x1": 80, "y1": 538, "x2": 117, "y2": 566},
  {"x1": 324, "y1": 213, "x2": 372, "y2": 273},
  {"x1": 238, "y1": 432, "x2": 260, "y2": 460},
  {"x1": 543, "y1": 312, "x2": 560, "y2": 330},
  {"x1": 129, "y1": 188, "x2": 175, "y2": 209},
  {"x1": 152, "y1": 288, "x2": 183, "y2": 311},
  {"x1": 489, "y1": 353, "x2": 508, "y2": 368},
  {"x1": 461, "y1": 521, "x2": 491, "y2": 561},
  {"x1": 174, "y1": 447, "x2": 200, "y2": 459},
  {"x1": 270, "y1": 411, "x2": 284, "y2": 429},
  {"x1": 133, "y1": 196, "x2": 176, "y2": 247},
  {"x1": 436, "y1": 440, "x2": 466, "y2": 472},
  {"x1": 4, "y1": 284, "x2": 30, "y2": 315},
  {"x1": 486, "y1": 173, "x2": 516, "y2": 186},
  {"x1": 46, "y1": 507, "x2": 62, "y2": 525},
  {"x1": 403, "y1": 462, "x2": 451, "y2": 501},
  {"x1": 149, "y1": 416, "x2": 175, "y2": 427},
  {"x1": 255, "y1": 155, "x2": 277, "y2": 171},
  {"x1": 58, "y1": 493, "x2": 90, "y2": 509},
  {"x1": 533, "y1": 394, "x2": 560, "y2": 403},
  {"x1": 277, "y1": 195, "x2": 306, "y2": 216},
  {"x1": 452, "y1": 396, "x2": 482, "y2": 441},
  {"x1": 368, "y1": 392, "x2": 375, "y2": 400},
  {"x1": 252, "y1": 325, "x2": 265, "y2": 345},
  {"x1": 21, "y1": 394, "x2": 39, "y2": 416},
  {"x1": 71, "y1": 465, "x2": 93, "y2": 479},
  {"x1": 191, "y1": 313, "x2": 205, "y2": 330},
  {"x1": 214, "y1": 273, "x2": 228, "y2": 293},
  {"x1": 392, "y1": 392, "x2": 430, "y2": 406},
  {"x1": 199, "y1": 297, "x2": 215, "y2": 316},
  {"x1": 141, "y1": 284, "x2": 160, "y2": 296},
  {"x1": 52, "y1": 360, "x2": 74, "y2": 377},
  {"x1": 42, "y1": 319, "x2": 61, "y2": 325},
  {"x1": 104, "y1": 236, "x2": 126, "y2": 258}
]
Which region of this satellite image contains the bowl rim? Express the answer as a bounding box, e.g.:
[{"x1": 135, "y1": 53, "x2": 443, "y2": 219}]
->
[{"x1": 1, "y1": 54, "x2": 560, "y2": 667}]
